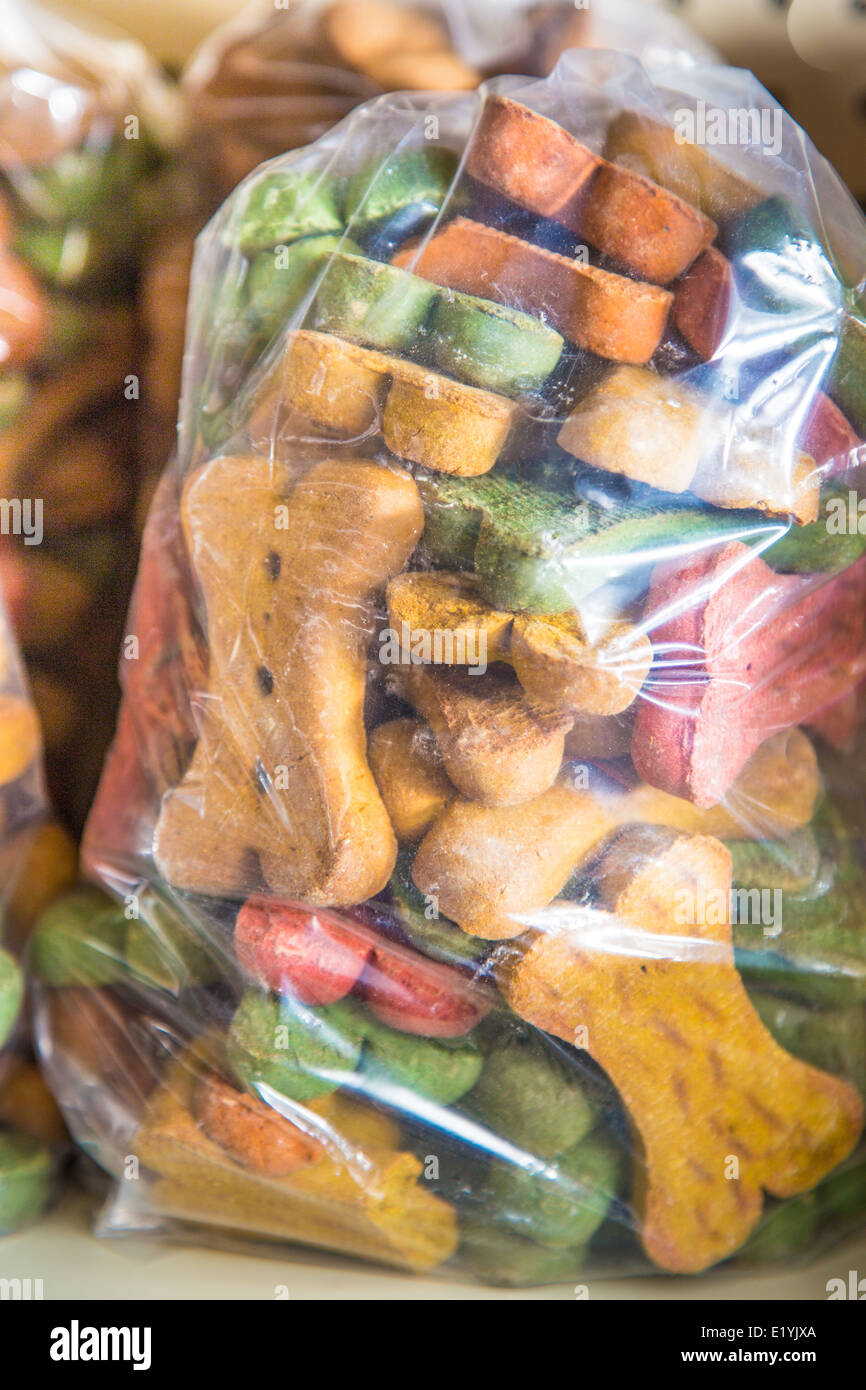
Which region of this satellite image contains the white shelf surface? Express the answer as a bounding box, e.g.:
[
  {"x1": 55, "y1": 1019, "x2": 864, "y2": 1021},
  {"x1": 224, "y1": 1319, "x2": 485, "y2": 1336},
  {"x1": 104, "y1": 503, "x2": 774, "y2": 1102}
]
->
[{"x1": 1, "y1": 1193, "x2": 864, "y2": 1300}]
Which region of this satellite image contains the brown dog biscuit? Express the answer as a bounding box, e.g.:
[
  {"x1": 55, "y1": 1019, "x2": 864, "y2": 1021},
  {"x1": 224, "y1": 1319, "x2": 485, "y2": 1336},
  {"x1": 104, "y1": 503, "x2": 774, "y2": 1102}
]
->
[
  {"x1": 578, "y1": 160, "x2": 717, "y2": 285},
  {"x1": 412, "y1": 782, "x2": 615, "y2": 939},
  {"x1": 501, "y1": 828, "x2": 863, "y2": 1272},
  {"x1": 154, "y1": 455, "x2": 423, "y2": 904},
  {"x1": 194, "y1": 1072, "x2": 323, "y2": 1177},
  {"x1": 466, "y1": 98, "x2": 716, "y2": 285},
  {"x1": 404, "y1": 217, "x2": 671, "y2": 364},
  {"x1": 564, "y1": 709, "x2": 636, "y2": 760},
  {"x1": 672, "y1": 247, "x2": 732, "y2": 361},
  {"x1": 402, "y1": 663, "x2": 572, "y2": 807}
]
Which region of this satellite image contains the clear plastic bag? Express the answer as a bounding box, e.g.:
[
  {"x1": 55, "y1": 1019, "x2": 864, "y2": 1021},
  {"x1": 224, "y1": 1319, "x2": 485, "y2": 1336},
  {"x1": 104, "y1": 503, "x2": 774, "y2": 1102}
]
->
[
  {"x1": 0, "y1": 0, "x2": 181, "y2": 830},
  {"x1": 42, "y1": 48, "x2": 866, "y2": 1284}
]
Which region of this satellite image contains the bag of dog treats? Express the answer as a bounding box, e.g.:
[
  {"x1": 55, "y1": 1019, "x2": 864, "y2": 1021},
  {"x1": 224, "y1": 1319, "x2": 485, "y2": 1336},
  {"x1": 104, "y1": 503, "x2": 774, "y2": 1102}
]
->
[
  {"x1": 40, "y1": 48, "x2": 866, "y2": 1284},
  {"x1": 139, "y1": 0, "x2": 717, "y2": 504},
  {"x1": 0, "y1": 594, "x2": 71, "y2": 1233},
  {"x1": 0, "y1": 0, "x2": 182, "y2": 831}
]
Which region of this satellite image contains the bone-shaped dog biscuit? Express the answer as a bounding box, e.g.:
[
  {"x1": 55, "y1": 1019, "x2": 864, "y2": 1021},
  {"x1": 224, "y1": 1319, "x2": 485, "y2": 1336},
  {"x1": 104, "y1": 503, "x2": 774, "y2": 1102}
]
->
[
  {"x1": 412, "y1": 782, "x2": 615, "y2": 939},
  {"x1": 402, "y1": 664, "x2": 572, "y2": 807},
  {"x1": 500, "y1": 827, "x2": 863, "y2": 1271},
  {"x1": 154, "y1": 455, "x2": 423, "y2": 904}
]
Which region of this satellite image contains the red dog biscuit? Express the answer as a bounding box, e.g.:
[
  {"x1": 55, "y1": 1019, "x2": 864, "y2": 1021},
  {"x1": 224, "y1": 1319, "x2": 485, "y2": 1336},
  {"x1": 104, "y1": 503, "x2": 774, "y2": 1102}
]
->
[
  {"x1": 235, "y1": 899, "x2": 373, "y2": 1004},
  {"x1": 672, "y1": 246, "x2": 732, "y2": 361},
  {"x1": 632, "y1": 542, "x2": 866, "y2": 806}
]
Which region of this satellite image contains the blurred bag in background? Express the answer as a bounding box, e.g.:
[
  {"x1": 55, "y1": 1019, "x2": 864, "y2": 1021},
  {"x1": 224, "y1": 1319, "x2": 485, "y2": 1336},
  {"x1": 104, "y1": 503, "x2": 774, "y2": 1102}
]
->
[
  {"x1": 0, "y1": 0, "x2": 188, "y2": 831},
  {"x1": 0, "y1": 593, "x2": 74, "y2": 1235}
]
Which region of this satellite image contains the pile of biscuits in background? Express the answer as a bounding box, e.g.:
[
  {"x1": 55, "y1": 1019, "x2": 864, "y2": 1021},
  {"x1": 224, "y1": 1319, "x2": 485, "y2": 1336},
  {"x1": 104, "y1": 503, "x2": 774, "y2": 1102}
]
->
[{"x1": 0, "y1": 0, "x2": 865, "y2": 1281}]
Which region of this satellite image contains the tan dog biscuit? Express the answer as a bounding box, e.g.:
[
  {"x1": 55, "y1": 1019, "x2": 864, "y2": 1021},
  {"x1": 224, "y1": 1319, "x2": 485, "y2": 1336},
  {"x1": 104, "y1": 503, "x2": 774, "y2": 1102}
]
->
[
  {"x1": 154, "y1": 455, "x2": 423, "y2": 904},
  {"x1": 383, "y1": 359, "x2": 519, "y2": 477},
  {"x1": 510, "y1": 612, "x2": 652, "y2": 717},
  {"x1": 386, "y1": 570, "x2": 512, "y2": 665},
  {"x1": 604, "y1": 111, "x2": 762, "y2": 223},
  {"x1": 619, "y1": 729, "x2": 821, "y2": 842},
  {"x1": 412, "y1": 782, "x2": 615, "y2": 939},
  {"x1": 560, "y1": 365, "x2": 820, "y2": 523}
]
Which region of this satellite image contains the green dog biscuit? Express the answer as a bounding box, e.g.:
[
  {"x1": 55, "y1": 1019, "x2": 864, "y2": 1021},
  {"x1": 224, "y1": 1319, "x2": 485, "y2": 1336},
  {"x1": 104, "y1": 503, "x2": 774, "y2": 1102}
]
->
[
  {"x1": 227, "y1": 991, "x2": 365, "y2": 1103},
  {"x1": 764, "y1": 486, "x2": 866, "y2": 574},
  {"x1": 344, "y1": 148, "x2": 458, "y2": 231},
  {"x1": 726, "y1": 829, "x2": 820, "y2": 893},
  {"x1": 818, "y1": 1153, "x2": 866, "y2": 1224},
  {"x1": 0, "y1": 1133, "x2": 53, "y2": 1235},
  {"x1": 491, "y1": 1130, "x2": 623, "y2": 1249},
  {"x1": 247, "y1": 235, "x2": 360, "y2": 339},
  {"x1": 236, "y1": 170, "x2": 343, "y2": 254},
  {"x1": 831, "y1": 305, "x2": 866, "y2": 435},
  {"x1": 0, "y1": 948, "x2": 23, "y2": 1049},
  {"x1": 750, "y1": 991, "x2": 866, "y2": 1091},
  {"x1": 431, "y1": 290, "x2": 563, "y2": 397},
  {"x1": 417, "y1": 469, "x2": 767, "y2": 612},
  {"x1": 466, "y1": 1030, "x2": 597, "y2": 1158},
  {"x1": 459, "y1": 1218, "x2": 586, "y2": 1286},
  {"x1": 734, "y1": 804, "x2": 866, "y2": 1007},
  {"x1": 311, "y1": 252, "x2": 438, "y2": 350},
  {"x1": 360, "y1": 1017, "x2": 482, "y2": 1106},
  {"x1": 736, "y1": 1192, "x2": 819, "y2": 1263},
  {"x1": 390, "y1": 851, "x2": 488, "y2": 968},
  {"x1": 30, "y1": 890, "x2": 126, "y2": 988}
]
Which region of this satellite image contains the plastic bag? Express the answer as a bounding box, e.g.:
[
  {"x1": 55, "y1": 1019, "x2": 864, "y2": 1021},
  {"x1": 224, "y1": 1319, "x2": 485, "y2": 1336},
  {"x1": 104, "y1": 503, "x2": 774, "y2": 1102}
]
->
[
  {"x1": 43, "y1": 48, "x2": 866, "y2": 1284},
  {"x1": 0, "y1": 0, "x2": 181, "y2": 830},
  {"x1": 0, "y1": 589, "x2": 71, "y2": 1234},
  {"x1": 140, "y1": 0, "x2": 718, "y2": 484}
]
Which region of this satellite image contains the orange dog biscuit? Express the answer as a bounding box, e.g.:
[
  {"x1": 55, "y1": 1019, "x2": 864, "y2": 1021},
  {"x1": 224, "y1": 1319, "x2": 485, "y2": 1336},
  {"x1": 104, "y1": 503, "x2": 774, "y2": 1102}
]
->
[{"x1": 402, "y1": 217, "x2": 672, "y2": 364}]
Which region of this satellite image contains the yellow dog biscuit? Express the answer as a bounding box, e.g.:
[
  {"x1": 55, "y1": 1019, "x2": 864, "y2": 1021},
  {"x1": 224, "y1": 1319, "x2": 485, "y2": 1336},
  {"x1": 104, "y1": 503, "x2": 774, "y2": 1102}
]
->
[{"x1": 500, "y1": 827, "x2": 863, "y2": 1271}]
